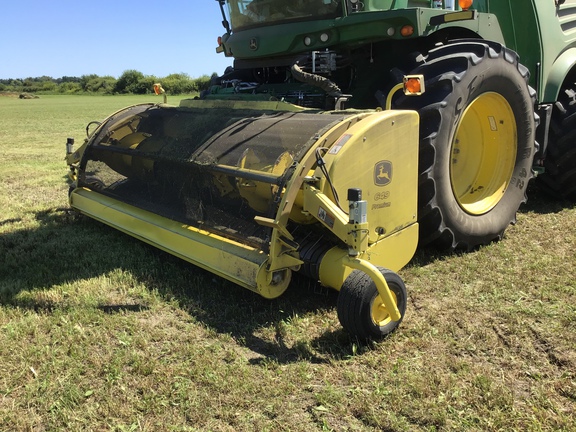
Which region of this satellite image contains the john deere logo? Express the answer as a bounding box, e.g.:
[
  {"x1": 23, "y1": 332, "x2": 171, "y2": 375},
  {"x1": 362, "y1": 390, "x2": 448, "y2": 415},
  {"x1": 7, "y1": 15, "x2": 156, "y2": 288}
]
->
[
  {"x1": 374, "y1": 160, "x2": 392, "y2": 186},
  {"x1": 249, "y1": 38, "x2": 259, "y2": 51}
]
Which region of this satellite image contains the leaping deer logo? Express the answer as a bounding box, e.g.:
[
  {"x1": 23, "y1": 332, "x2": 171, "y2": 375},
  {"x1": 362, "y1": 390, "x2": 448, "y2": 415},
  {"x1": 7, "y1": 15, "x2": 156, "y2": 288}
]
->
[{"x1": 374, "y1": 161, "x2": 393, "y2": 186}]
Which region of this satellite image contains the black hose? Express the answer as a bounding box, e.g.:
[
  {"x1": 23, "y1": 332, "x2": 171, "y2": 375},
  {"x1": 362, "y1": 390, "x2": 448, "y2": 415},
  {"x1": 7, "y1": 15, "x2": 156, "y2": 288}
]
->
[{"x1": 291, "y1": 58, "x2": 342, "y2": 97}]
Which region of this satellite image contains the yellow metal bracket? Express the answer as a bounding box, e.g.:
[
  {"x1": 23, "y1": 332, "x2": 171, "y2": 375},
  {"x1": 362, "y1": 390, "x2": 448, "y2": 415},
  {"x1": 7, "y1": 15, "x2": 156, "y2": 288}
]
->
[
  {"x1": 252, "y1": 114, "x2": 372, "y2": 288},
  {"x1": 301, "y1": 183, "x2": 369, "y2": 254},
  {"x1": 254, "y1": 216, "x2": 303, "y2": 273},
  {"x1": 343, "y1": 257, "x2": 401, "y2": 322},
  {"x1": 302, "y1": 182, "x2": 401, "y2": 322},
  {"x1": 65, "y1": 139, "x2": 89, "y2": 182}
]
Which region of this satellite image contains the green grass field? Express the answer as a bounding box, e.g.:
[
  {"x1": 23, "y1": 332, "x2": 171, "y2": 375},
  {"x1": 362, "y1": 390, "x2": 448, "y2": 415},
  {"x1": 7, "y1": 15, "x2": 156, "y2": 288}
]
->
[{"x1": 0, "y1": 94, "x2": 575, "y2": 431}]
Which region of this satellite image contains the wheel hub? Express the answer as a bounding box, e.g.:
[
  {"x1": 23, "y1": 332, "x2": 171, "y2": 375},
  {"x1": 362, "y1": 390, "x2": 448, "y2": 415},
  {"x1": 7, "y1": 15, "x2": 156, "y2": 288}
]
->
[
  {"x1": 371, "y1": 291, "x2": 397, "y2": 326},
  {"x1": 450, "y1": 92, "x2": 517, "y2": 215}
]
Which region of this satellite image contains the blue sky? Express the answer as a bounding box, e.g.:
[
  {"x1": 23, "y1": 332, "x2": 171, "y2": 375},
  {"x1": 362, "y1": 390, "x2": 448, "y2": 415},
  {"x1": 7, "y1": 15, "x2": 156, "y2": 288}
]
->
[{"x1": 0, "y1": 1, "x2": 233, "y2": 79}]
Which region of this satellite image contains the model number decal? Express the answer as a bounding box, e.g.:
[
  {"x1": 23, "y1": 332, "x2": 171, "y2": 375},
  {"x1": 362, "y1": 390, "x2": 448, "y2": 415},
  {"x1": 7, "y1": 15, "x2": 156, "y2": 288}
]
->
[
  {"x1": 372, "y1": 202, "x2": 391, "y2": 210},
  {"x1": 374, "y1": 191, "x2": 390, "y2": 201}
]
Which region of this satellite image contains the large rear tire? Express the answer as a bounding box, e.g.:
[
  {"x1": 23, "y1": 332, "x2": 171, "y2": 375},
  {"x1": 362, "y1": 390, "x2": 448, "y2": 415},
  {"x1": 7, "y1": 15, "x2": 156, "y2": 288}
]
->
[
  {"x1": 393, "y1": 40, "x2": 537, "y2": 250},
  {"x1": 537, "y1": 84, "x2": 576, "y2": 200}
]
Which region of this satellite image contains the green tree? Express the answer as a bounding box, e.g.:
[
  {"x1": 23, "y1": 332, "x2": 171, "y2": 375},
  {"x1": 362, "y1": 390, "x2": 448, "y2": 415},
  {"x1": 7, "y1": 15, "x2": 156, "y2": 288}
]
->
[
  {"x1": 41, "y1": 81, "x2": 57, "y2": 92},
  {"x1": 114, "y1": 69, "x2": 146, "y2": 94},
  {"x1": 161, "y1": 73, "x2": 190, "y2": 94},
  {"x1": 132, "y1": 75, "x2": 157, "y2": 94},
  {"x1": 22, "y1": 78, "x2": 41, "y2": 93},
  {"x1": 195, "y1": 74, "x2": 213, "y2": 92},
  {"x1": 58, "y1": 76, "x2": 81, "y2": 84},
  {"x1": 81, "y1": 75, "x2": 117, "y2": 93},
  {"x1": 58, "y1": 82, "x2": 82, "y2": 94},
  {"x1": 80, "y1": 74, "x2": 99, "y2": 91}
]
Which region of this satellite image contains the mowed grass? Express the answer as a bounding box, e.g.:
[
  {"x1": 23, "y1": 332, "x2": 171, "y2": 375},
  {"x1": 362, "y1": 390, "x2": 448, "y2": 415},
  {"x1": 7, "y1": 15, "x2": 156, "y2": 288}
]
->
[{"x1": 0, "y1": 94, "x2": 575, "y2": 431}]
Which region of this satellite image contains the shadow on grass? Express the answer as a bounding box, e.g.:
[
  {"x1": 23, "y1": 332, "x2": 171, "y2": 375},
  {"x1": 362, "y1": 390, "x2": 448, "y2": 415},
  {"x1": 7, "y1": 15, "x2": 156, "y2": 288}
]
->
[
  {"x1": 0, "y1": 218, "x2": 22, "y2": 226},
  {"x1": 521, "y1": 184, "x2": 576, "y2": 215},
  {"x1": 4, "y1": 185, "x2": 572, "y2": 363},
  {"x1": 98, "y1": 304, "x2": 150, "y2": 314},
  {"x1": 0, "y1": 207, "x2": 147, "y2": 298},
  {"x1": 0, "y1": 207, "x2": 356, "y2": 362}
]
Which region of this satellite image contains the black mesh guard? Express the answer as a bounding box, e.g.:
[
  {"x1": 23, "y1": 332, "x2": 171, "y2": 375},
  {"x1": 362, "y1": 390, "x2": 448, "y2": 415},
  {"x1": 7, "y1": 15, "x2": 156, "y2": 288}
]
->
[{"x1": 80, "y1": 104, "x2": 348, "y2": 249}]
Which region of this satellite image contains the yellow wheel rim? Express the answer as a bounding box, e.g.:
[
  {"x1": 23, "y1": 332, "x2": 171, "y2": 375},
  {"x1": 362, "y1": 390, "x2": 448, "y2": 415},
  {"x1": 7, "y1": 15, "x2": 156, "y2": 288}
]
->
[
  {"x1": 450, "y1": 92, "x2": 517, "y2": 215},
  {"x1": 371, "y1": 291, "x2": 397, "y2": 327}
]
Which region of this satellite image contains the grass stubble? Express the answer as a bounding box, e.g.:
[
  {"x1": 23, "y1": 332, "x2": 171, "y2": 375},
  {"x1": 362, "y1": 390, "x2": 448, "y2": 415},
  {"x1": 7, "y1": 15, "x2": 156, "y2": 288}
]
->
[{"x1": 0, "y1": 94, "x2": 574, "y2": 431}]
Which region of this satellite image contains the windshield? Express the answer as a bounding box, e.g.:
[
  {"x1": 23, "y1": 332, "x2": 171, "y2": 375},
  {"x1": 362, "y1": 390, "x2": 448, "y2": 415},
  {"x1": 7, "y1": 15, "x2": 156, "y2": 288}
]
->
[{"x1": 225, "y1": 0, "x2": 342, "y2": 31}]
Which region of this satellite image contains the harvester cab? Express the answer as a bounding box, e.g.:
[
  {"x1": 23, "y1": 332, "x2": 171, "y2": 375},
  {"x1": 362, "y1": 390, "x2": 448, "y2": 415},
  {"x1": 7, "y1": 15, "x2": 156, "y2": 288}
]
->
[{"x1": 66, "y1": 0, "x2": 576, "y2": 340}]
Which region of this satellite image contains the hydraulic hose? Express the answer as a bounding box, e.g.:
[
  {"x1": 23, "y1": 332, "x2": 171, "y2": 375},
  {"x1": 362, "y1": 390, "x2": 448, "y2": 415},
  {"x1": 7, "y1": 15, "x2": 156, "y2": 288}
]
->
[{"x1": 291, "y1": 58, "x2": 342, "y2": 97}]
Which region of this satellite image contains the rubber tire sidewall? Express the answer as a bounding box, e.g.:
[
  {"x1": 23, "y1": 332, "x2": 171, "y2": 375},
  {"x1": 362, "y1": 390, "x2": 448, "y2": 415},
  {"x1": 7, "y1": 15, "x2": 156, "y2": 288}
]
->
[
  {"x1": 337, "y1": 268, "x2": 407, "y2": 341},
  {"x1": 397, "y1": 41, "x2": 536, "y2": 249},
  {"x1": 433, "y1": 59, "x2": 534, "y2": 245},
  {"x1": 538, "y1": 84, "x2": 576, "y2": 200}
]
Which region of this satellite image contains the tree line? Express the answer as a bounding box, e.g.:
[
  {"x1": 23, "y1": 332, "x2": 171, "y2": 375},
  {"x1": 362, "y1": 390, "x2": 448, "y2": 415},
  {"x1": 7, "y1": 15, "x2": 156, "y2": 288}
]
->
[{"x1": 0, "y1": 70, "x2": 216, "y2": 95}]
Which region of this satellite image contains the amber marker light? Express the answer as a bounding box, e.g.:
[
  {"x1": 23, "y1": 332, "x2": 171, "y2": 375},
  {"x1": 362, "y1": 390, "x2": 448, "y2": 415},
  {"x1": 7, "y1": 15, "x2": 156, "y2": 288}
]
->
[
  {"x1": 403, "y1": 75, "x2": 425, "y2": 95},
  {"x1": 459, "y1": 0, "x2": 473, "y2": 10},
  {"x1": 400, "y1": 25, "x2": 414, "y2": 37},
  {"x1": 216, "y1": 36, "x2": 225, "y2": 53},
  {"x1": 405, "y1": 78, "x2": 421, "y2": 94}
]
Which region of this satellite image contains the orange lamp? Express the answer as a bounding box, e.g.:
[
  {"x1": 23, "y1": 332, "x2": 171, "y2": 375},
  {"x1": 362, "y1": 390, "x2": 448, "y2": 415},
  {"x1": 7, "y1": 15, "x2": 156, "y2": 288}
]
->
[
  {"x1": 400, "y1": 25, "x2": 414, "y2": 37},
  {"x1": 403, "y1": 75, "x2": 425, "y2": 95},
  {"x1": 404, "y1": 78, "x2": 422, "y2": 94}
]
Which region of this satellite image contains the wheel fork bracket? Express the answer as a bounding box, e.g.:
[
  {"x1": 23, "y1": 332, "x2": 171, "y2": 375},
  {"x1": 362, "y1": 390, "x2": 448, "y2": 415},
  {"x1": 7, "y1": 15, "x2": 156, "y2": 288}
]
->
[{"x1": 343, "y1": 257, "x2": 402, "y2": 322}]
